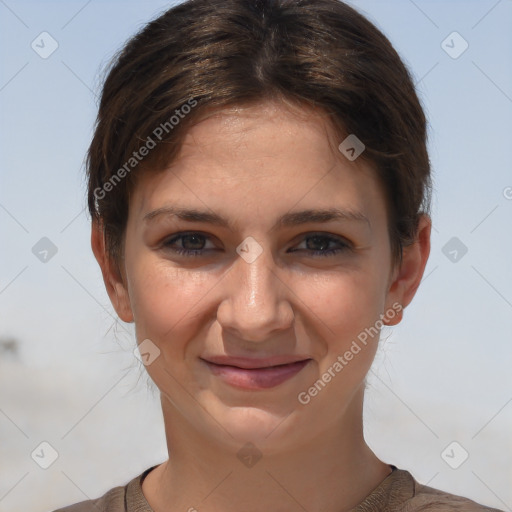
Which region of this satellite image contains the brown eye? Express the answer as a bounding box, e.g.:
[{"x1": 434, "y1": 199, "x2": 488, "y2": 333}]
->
[
  {"x1": 162, "y1": 232, "x2": 214, "y2": 256},
  {"x1": 291, "y1": 233, "x2": 351, "y2": 257},
  {"x1": 181, "y1": 234, "x2": 206, "y2": 250}
]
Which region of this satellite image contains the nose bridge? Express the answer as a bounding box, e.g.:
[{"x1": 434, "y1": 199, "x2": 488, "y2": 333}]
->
[
  {"x1": 218, "y1": 244, "x2": 292, "y2": 340},
  {"x1": 243, "y1": 251, "x2": 275, "y2": 309}
]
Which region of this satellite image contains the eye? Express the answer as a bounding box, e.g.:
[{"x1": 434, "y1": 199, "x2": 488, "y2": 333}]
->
[
  {"x1": 161, "y1": 231, "x2": 352, "y2": 258},
  {"x1": 162, "y1": 232, "x2": 217, "y2": 256},
  {"x1": 290, "y1": 233, "x2": 351, "y2": 257}
]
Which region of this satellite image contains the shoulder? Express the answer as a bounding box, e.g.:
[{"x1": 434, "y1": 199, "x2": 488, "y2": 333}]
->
[
  {"x1": 398, "y1": 470, "x2": 504, "y2": 511},
  {"x1": 50, "y1": 465, "x2": 157, "y2": 512},
  {"x1": 355, "y1": 467, "x2": 504, "y2": 512},
  {"x1": 51, "y1": 485, "x2": 125, "y2": 512}
]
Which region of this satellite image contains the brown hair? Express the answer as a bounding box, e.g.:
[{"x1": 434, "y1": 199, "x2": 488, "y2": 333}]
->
[{"x1": 87, "y1": 0, "x2": 431, "y2": 270}]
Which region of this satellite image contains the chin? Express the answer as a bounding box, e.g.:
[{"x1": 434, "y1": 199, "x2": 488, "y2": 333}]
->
[{"x1": 203, "y1": 399, "x2": 307, "y2": 453}]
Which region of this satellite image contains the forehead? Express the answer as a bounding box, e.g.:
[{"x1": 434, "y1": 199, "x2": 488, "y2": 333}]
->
[
  {"x1": 129, "y1": 101, "x2": 383, "y2": 224},
  {"x1": 178, "y1": 101, "x2": 338, "y2": 168}
]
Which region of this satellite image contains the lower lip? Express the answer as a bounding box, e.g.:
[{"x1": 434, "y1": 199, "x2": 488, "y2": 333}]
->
[{"x1": 203, "y1": 360, "x2": 311, "y2": 390}]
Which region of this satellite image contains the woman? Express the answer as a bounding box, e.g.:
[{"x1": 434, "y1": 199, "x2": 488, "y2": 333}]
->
[{"x1": 54, "y1": 0, "x2": 503, "y2": 510}]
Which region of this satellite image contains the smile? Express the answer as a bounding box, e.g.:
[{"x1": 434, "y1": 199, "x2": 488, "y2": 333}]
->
[{"x1": 201, "y1": 358, "x2": 311, "y2": 390}]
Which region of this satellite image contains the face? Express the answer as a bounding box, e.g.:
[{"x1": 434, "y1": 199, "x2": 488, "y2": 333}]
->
[{"x1": 95, "y1": 101, "x2": 428, "y2": 452}]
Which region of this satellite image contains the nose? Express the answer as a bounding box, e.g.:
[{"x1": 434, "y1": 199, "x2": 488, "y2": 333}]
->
[{"x1": 216, "y1": 245, "x2": 294, "y2": 343}]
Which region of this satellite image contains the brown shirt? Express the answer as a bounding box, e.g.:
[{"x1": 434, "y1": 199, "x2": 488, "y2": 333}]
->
[{"x1": 52, "y1": 465, "x2": 504, "y2": 512}]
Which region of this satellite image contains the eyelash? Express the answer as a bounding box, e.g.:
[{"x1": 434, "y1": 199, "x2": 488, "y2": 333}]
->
[{"x1": 162, "y1": 232, "x2": 351, "y2": 258}]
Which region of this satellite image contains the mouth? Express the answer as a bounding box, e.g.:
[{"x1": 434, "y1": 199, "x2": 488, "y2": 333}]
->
[{"x1": 200, "y1": 356, "x2": 312, "y2": 390}]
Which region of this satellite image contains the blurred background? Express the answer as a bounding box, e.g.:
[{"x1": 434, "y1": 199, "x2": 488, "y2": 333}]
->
[{"x1": 1, "y1": 0, "x2": 511, "y2": 511}]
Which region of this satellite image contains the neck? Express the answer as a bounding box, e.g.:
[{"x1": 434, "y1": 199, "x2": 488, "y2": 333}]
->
[{"x1": 142, "y1": 388, "x2": 391, "y2": 512}]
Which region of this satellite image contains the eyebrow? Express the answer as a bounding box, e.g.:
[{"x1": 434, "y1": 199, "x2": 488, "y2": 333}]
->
[{"x1": 143, "y1": 206, "x2": 370, "y2": 230}]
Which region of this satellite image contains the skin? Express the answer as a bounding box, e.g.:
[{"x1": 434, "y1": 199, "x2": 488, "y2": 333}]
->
[{"x1": 92, "y1": 101, "x2": 431, "y2": 512}]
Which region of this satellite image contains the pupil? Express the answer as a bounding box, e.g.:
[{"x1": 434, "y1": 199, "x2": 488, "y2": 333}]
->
[
  {"x1": 183, "y1": 234, "x2": 204, "y2": 250},
  {"x1": 307, "y1": 236, "x2": 328, "y2": 251}
]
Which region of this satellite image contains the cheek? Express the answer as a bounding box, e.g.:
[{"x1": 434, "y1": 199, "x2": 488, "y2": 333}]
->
[
  {"x1": 300, "y1": 268, "x2": 389, "y2": 397},
  {"x1": 128, "y1": 258, "x2": 213, "y2": 347},
  {"x1": 300, "y1": 266, "x2": 388, "y2": 341},
  {"x1": 297, "y1": 274, "x2": 385, "y2": 408}
]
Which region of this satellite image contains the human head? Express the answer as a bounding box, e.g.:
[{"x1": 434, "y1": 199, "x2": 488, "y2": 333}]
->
[
  {"x1": 89, "y1": 0, "x2": 432, "y2": 452},
  {"x1": 87, "y1": 0, "x2": 431, "y2": 274}
]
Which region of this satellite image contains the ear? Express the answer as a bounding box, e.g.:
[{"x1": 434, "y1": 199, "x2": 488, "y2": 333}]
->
[
  {"x1": 383, "y1": 215, "x2": 431, "y2": 326},
  {"x1": 91, "y1": 219, "x2": 134, "y2": 323}
]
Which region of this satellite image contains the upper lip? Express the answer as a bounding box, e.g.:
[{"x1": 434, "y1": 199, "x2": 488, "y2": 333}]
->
[{"x1": 201, "y1": 355, "x2": 311, "y2": 369}]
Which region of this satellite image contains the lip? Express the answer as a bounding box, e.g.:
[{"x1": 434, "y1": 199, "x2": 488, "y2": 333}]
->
[
  {"x1": 202, "y1": 355, "x2": 311, "y2": 369},
  {"x1": 201, "y1": 356, "x2": 312, "y2": 390}
]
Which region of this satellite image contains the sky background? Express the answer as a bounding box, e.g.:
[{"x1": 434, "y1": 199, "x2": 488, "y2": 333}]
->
[{"x1": 0, "y1": 1, "x2": 511, "y2": 511}]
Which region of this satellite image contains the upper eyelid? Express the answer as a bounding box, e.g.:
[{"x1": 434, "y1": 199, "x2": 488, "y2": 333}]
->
[
  {"x1": 165, "y1": 231, "x2": 217, "y2": 246},
  {"x1": 292, "y1": 234, "x2": 352, "y2": 251}
]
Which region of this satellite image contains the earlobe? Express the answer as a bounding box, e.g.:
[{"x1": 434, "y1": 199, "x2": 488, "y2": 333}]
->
[
  {"x1": 91, "y1": 219, "x2": 134, "y2": 323},
  {"x1": 382, "y1": 302, "x2": 403, "y2": 326},
  {"x1": 383, "y1": 215, "x2": 431, "y2": 326}
]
